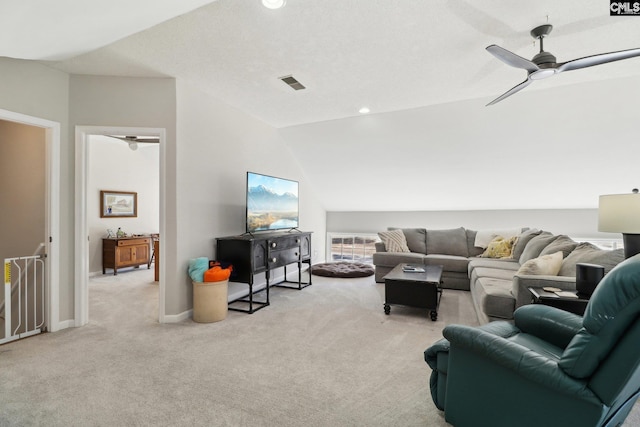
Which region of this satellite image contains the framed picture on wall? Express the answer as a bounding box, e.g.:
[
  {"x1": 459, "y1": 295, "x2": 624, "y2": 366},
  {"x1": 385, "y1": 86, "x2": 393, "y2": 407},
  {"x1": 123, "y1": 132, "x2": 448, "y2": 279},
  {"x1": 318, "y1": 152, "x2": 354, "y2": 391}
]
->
[{"x1": 100, "y1": 190, "x2": 137, "y2": 218}]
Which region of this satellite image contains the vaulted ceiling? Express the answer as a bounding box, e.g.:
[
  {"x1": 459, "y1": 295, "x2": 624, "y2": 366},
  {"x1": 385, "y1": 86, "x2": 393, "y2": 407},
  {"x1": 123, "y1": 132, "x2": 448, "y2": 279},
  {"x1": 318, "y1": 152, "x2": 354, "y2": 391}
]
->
[{"x1": 3, "y1": 0, "x2": 640, "y2": 211}]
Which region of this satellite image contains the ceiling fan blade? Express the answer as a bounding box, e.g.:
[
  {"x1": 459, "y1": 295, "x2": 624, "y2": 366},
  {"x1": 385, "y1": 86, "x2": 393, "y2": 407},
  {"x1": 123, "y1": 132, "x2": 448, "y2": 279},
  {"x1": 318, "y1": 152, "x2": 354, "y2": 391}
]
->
[
  {"x1": 486, "y1": 79, "x2": 532, "y2": 106},
  {"x1": 486, "y1": 45, "x2": 539, "y2": 73},
  {"x1": 557, "y1": 47, "x2": 640, "y2": 73},
  {"x1": 132, "y1": 138, "x2": 160, "y2": 143}
]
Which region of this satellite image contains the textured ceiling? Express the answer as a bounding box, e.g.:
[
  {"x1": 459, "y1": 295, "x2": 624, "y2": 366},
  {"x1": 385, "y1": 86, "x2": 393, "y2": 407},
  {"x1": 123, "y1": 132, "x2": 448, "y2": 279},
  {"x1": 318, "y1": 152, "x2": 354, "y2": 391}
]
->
[
  {"x1": 4, "y1": 0, "x2": 640, "y2": 213},
  {"x1": 0, "y1": 0, "x2": 217, "y2": 61},
  {"x1": 29, "y1": 0, "x2": 640, "y2": 128}
]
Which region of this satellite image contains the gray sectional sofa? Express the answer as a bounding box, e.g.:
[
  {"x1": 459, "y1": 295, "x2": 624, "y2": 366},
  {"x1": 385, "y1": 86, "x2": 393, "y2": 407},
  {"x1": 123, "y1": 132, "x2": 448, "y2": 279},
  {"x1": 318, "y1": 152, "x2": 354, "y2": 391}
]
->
[{"x1": 373, "y1": 227, "x2": 625, "y2": 324}]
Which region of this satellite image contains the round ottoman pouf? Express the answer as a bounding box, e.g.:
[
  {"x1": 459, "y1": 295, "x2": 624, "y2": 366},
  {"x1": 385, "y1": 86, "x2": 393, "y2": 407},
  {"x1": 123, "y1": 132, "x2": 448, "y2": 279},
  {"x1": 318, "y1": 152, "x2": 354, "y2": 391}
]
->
[{"x1": 311, "y1": 261, "x2": 375, "y2": 278}]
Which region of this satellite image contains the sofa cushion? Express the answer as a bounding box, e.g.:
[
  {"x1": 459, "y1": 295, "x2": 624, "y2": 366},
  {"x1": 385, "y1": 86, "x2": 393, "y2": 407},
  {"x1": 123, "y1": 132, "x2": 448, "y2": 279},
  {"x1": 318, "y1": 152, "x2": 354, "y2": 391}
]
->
[
  {"x1": 511, "y1": 229, "x2": 542, "y2": 260},
  {"x1": 539, "y1": 235, "x2": 578, "y2": 259},
  {"x1": 466, "y1": 229, "x2": 485, "y2": 257},
  {"x1": 378, "y1": 229, "x2": 410, "y2": 253},
  {"x1": 468, "y1": 258, "x2": 521, "y2": 269},
  {"x1": 473, "y1": 277, "x2": 516, "y2": 319},
  {"x1": 468, "y1": 258, "x2": 520, "y2": 277},
  {"x1": 470, "y1": 266, "x2": 517, "y2": 285},
  {"x1": 519, "y1": 232, "x2": 557, "y2": 264},
  {"x1": 558, "y1": 243, "x2": 625, "y2": 277},
  {"x1": 480, "y1": 236, "x2": 517, "y2": 259},
  {"x1": 516, "y1": 251, "x2": 563, "y2": 276},
  {"x1": 426, "y1": 227, "x2": 468, "y2": 257},
  {"x1": 424, "y1": 254, "x2": 469, "y2": 274},
  {"x1": 389, "y1": 227, "x2": 427, "y2": 254},
  {"x1": 372, "y1": 251, "x2": 425, "y2": 267}
]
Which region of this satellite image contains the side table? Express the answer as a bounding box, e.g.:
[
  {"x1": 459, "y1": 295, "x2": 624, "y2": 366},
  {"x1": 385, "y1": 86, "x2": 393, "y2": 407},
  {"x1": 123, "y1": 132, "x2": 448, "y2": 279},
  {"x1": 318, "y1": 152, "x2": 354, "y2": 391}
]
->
[{"x1": 528, "y1": 287, "x2": 590, "y2": 316}]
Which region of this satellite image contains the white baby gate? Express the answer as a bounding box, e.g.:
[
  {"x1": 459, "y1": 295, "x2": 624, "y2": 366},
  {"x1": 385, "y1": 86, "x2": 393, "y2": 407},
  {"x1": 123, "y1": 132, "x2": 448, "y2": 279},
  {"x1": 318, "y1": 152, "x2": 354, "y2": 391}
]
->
[{"x1": 1, "y1": 255, "x2": 46, "y2": 345}]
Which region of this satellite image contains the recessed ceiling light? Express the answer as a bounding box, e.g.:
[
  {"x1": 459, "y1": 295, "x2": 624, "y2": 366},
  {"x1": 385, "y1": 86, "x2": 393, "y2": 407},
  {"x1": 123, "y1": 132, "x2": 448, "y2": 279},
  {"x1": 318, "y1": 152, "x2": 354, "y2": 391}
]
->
[
  {"x1": 359, "y1": 107, "x2": 370, "y2": 114},
  {"x1": 262, "y1": 0, "x2": 286, "y2": 9}
]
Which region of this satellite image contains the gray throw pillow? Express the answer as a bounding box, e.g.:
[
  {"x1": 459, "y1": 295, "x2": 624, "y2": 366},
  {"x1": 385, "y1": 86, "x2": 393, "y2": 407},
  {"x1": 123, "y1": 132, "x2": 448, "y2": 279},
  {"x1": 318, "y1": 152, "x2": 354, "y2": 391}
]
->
[
  {"x1": 539, "y1": 235, "x2": 578, "y2": 259},
  {"x1": 558, "y1": 243, "x2": 625, "y2": 277},
  {"x1": 389, "y1": 227, "x2": 427, "y2": 254},
  {"x1": 519, "y1": 232, "x2": 557, "y2": 264},
  {"x1": 426, "y1": 227, "x2": 468, "y2": 257},
  {"x1": 511, "y1": 229, "x2": 542, "y2": 260},
  {"x1": 466, "y1": 229, "x2": 484, "y2": 257}
]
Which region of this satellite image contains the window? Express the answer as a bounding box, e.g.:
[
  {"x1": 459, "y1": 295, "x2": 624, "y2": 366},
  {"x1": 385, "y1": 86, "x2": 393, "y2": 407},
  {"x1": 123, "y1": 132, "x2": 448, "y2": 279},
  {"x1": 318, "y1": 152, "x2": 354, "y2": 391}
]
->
[{"x1": 327, "y1": 233, "x2": 379, "y2": 264}]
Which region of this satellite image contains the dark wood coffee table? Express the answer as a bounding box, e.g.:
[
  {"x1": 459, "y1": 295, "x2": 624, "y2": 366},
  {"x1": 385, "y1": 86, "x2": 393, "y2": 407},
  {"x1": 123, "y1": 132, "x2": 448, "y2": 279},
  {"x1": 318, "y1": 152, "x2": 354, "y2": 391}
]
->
[{"x1": 383, "y1": 263, "x2": 443, "y2": 321}]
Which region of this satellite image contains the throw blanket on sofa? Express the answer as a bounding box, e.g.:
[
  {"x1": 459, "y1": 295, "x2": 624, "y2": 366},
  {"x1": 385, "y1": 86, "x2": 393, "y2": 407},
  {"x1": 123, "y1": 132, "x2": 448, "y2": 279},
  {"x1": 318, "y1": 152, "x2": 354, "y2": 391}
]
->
[{"x1": 474, "y1": 229, "x2": 522, "y2": 249}]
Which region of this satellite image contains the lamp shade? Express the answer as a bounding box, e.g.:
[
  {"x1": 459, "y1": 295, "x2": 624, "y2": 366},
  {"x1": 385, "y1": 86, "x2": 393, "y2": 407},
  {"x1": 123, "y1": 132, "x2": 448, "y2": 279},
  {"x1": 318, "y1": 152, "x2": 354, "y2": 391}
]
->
[{"x1": 598, "y1": 193, "x2": 640, "y2": 233}]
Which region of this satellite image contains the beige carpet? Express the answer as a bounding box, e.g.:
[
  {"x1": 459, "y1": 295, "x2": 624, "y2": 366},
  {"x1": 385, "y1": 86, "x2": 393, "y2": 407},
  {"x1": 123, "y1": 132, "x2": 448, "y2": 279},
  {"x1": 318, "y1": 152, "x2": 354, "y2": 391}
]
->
[{"x1": 0, "y1": 268, "x2": 638, "y2": 426}]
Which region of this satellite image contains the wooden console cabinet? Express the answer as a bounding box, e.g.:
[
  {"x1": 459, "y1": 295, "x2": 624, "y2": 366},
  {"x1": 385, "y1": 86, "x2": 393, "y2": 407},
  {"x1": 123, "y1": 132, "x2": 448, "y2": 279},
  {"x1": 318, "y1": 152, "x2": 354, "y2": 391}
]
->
[
  {"x1": 216, "y1": 231, "x2": 312, "y2": 313},
  {"x1": 102, "y1": 237, "x2": 151, "y2": 275}
]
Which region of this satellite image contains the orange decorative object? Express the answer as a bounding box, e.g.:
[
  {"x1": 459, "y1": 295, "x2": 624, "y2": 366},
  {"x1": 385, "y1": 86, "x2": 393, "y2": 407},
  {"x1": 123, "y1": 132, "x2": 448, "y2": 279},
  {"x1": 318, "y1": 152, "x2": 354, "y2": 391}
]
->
[{"x1": 203, "y1": 265, "x2": 232, "y2": 282}]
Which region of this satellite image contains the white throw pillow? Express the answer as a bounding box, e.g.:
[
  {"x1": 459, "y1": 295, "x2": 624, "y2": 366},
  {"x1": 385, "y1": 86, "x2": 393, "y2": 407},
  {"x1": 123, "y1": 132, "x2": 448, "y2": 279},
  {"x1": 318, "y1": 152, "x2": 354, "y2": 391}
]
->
[
  {"x1": 516, "y1": 251, "x2": 563, "y2": 276},
  {"x1": 378, "y1": 229, "x2": 410, "y2": 253}
]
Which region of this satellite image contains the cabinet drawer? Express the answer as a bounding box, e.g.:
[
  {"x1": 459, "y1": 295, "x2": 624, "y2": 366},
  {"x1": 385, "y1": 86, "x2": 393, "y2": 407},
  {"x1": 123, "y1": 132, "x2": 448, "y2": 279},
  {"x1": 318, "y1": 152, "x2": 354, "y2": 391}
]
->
[
  {"x1": 118, "y1": 238, "x2": 150, "y2": 246},
  {"x1": 267, "y1": 236, "x2": 303, "y2": 251},
  {"x1": 268, "y1": 247, "x2": 300, "y2": 267}
]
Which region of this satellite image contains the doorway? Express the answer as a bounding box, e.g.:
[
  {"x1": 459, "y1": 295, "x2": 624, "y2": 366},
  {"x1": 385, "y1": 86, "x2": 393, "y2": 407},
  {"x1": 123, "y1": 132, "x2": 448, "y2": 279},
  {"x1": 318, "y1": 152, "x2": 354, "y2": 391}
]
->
[
  {"x1": 75, "y1": 126, "x2": 166, "y2": 326},
  {"x1": 0, "y1": 108, "x2": 60, "y2": 338}
]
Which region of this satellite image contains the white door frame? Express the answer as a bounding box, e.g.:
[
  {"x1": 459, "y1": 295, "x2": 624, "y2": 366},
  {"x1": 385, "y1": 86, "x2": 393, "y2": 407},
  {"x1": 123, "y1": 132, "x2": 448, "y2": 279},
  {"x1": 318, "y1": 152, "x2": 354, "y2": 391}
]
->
[
  {"x1": 0, "y1": 108, "x2": 61, "y2": 332},
  {"x1": 74, "y1": 126, "x2": 166, "y2": 326}
]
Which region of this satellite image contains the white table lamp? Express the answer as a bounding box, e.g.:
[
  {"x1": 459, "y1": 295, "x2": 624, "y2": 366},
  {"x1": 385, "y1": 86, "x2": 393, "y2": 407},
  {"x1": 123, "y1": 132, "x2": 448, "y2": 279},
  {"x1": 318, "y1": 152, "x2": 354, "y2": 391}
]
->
[{"x1": 598, "y1": 189, "x2": 640, "y2": 258}]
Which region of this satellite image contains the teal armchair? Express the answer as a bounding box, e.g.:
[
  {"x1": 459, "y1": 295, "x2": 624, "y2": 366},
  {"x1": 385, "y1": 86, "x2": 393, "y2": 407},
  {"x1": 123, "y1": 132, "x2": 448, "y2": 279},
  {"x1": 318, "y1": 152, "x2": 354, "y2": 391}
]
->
[{"x1": 425, "y1": 254, "x2": 640, "y2": 427}]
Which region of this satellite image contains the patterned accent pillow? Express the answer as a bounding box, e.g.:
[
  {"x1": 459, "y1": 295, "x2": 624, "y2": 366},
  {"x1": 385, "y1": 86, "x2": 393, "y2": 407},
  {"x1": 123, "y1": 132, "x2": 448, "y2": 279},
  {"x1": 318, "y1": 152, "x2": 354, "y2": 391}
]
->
[
  {"x1": 480, "y1": 236, "x2": 517, "y2": 258},
  {"x1": 378, "y1": 229, "x2": 411, "y2": 253},
  {"x1": 516, "y1": 251, "x2": 563, "y2": 276}
]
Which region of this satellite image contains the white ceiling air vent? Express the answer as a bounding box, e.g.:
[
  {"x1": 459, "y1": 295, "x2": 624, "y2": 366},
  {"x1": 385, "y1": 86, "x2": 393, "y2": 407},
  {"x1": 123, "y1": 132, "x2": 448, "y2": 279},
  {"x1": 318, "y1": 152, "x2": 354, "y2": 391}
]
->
[{"x1": 279, "y1": 75, "x2": 306, "y2": 91}]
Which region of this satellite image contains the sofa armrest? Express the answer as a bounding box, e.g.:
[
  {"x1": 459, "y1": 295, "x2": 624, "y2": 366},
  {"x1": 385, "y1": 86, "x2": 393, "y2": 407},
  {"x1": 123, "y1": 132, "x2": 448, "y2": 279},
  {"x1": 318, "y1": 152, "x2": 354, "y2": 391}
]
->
[
  {"x1": 512, "y1": 274, "x2": 576, "y2": 309},
  {"x1": 514, "y1": 304, "x2": 583, "y2": 349},
  {"x1": 375, "y1": 242, "x2": 386, "y2": 252}
]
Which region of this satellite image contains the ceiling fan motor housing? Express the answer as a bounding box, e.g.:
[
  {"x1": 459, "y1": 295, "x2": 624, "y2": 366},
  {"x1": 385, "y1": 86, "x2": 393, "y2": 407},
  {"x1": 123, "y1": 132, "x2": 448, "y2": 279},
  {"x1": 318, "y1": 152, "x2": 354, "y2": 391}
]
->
[{"x1": 532, "y1": 51, "x2": 557, "y2": 66}]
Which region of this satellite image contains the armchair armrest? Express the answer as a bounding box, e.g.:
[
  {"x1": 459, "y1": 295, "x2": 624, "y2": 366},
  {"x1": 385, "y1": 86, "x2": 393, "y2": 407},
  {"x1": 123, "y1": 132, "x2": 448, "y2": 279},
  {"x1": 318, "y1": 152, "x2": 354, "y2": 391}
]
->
[
  {"x1": 512, "y1": 274, "x2": 576, "y2": 308},
  {"x1": 442, "y1": 324, "x2": 597, "y2": 401},
  {"x1": 514, "y1": 304, "x2": 583, "y2": 349}
]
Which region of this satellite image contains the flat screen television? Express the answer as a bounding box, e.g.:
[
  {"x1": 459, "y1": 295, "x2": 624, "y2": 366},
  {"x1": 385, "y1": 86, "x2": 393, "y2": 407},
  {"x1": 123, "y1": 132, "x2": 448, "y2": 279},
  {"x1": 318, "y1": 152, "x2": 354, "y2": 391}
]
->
[{"x1": 246, "y1": 171, "x2": 299, "y2": 233}]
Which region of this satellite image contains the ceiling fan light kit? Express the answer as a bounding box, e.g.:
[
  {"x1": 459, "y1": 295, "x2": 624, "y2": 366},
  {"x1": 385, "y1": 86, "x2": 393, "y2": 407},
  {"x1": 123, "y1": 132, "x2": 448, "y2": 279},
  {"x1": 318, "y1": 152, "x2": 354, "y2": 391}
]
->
[
  {"x1": 262, "y1": 0, "x2": 286, "y2": 9},
  {"x1": 485, "y1": 23, "x2": 640, "y2": 106},
  {"x1": 106, "y1": 135, "x2": 159, "y2": 150}
]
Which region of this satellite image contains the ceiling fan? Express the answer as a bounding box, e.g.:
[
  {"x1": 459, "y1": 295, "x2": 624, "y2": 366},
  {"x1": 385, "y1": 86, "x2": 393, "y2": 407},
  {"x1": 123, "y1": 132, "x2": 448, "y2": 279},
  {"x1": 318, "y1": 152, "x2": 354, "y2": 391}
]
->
[
  {"x1": 106, "y1": 135, "x2": 159, "y2": 151},
  {"x1": 486, "y1": 24, "x2": 640, "y2": 106}
]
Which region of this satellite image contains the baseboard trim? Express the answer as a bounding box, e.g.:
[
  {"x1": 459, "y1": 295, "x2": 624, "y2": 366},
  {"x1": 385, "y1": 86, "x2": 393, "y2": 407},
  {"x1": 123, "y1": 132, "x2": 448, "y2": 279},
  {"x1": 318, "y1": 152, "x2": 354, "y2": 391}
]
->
[
  {"x1": 162, "y1": 265, "x2": 311, "y2": 323},
  {"x1": 51, "y1": 319, "x2": 76, "y2": 332},
  {"x1": 163, "y1": 309, "x2": 193, "y2": 323}
]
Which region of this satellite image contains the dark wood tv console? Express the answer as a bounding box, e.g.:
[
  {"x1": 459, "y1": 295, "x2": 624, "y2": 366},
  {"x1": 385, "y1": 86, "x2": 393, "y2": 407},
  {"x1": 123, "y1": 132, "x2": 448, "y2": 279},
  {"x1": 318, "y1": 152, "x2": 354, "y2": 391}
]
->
[{"x1": 216, "y1": 231, "x2": 312, "y2": 313}]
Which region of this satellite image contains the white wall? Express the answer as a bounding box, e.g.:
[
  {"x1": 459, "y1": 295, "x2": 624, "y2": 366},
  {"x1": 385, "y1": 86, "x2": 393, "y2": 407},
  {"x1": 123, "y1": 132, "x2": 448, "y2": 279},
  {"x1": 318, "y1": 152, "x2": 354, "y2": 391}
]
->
[
  {"x1": 87, "y1": 136, "x2": 159, "y2": 274},
  {"x1": 281, "y1": 76, "x2": 640, "y2": 213},
  {"x1": 69, "y1": 74, "x2": 176, "y2": 317},
  {"x1": 174, "y1": 80, "x2": 327, "y2": 315},
  {"x1": 327, "y1": 208, "x2": 619, "y2": 240}
]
